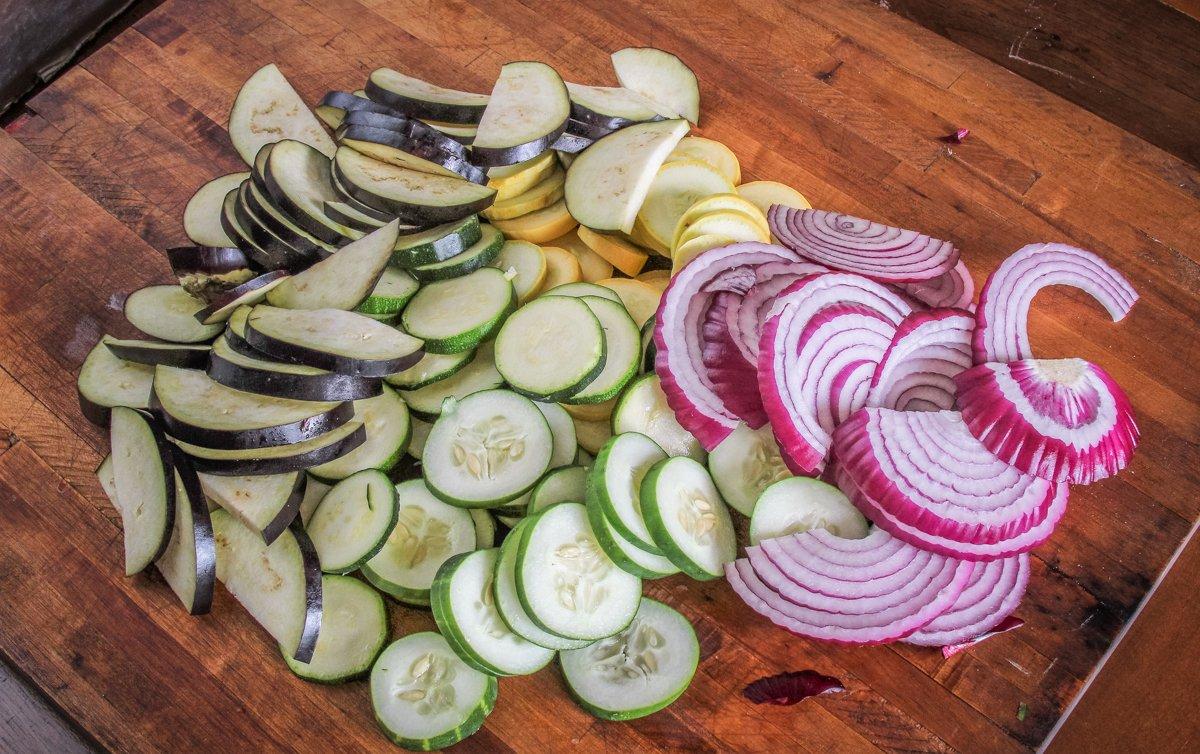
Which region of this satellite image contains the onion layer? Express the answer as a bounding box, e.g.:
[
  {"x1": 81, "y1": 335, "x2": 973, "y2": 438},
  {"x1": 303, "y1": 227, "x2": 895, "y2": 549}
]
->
[
  {"x1": 867, "y1": 308, "x2": 974, "y2": 412},
  {"x1": 955, "y1": 358, "x2": 1139, "y2": 484},
  {"x1": 768, "y1": 207, "x2": 959, "y2": 282},
  {"x1": 897, "y1": 259, "x2": 975, "y2": 310},
  {"x1": 727, "y1": 261, "x2": 828, "y2": 364},
  {"x1": 905, "y1": 554, "x2": 1029, "y2": 646},
  {"x1": 973, "y1": 242, "x2": 1138, "y2": 363}
]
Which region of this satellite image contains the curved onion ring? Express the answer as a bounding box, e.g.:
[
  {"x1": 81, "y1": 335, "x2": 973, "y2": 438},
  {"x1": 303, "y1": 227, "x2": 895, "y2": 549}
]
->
[
  {"x1": 897, "y1": 259, "x2": 975, "y2": 310},
  {"x1": 955, "y1": 358, "x2": 1138, "y2": 484},
  {"x1": 768, "y1": 207, "x2": 959, "y2": 282},
  {"x1": 759, "y1": 303, "x2": 898, "y2": 474},
  {"x1": 866, "y1": 308, "x2": 974, "y2": 412},
  {"x1": 655, "y1": 242, "x2": 800, "y2": 449},
  {"x1": 834, "y1": 408, "x2": 1065, "y2": 549},
  {"x1": 726, "y1": 261, "x2": 829, "y2": 363},
  {"x1": 725, "y1": 528, "x2": 975, "y2": 645},
  {"x1": 906, "y1": 554, "x2": 1030, "y2": 647},
  {"x1": 973, "y1": 242, "x2": 1138, "y2": 363}
]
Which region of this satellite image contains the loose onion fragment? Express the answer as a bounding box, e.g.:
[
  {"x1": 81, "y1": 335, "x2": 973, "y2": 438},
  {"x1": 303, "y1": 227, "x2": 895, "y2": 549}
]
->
[
  {"x1": 768, "y1": 207, "x2": 959, "y2": 282},
  {"x1": 896, "y1": 259, "x2": 975, "y2": 310},
  {"x1": 973, "y1": 242, "x2": 1138, "y2": 363},
  {"x1": 867, "y1": 308, "x2": 974, "y2": 412},
  {"x1": 955, "y1": 358, "x2": 1138, "y2": 485},
  {"x1": 905, "y1": 554, "x2": 1029, "y2": 647},
  {"x1": 743, "y1": 670, "x2": 845, "y2": 705},
  {"x1": 939, "y1": 616, "x2": 1025, "y2": 658}
]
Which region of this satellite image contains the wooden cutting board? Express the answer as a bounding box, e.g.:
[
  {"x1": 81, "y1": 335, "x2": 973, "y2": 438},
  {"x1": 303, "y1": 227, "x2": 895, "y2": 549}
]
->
[{"x1": 0, "y1": 0, "x2": 1197, "y2": 751}]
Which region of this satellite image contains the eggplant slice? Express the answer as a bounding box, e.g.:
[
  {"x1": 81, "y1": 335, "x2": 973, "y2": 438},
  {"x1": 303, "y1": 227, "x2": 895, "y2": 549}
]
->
[
  {"x1": 332, "y1": 146, "x2": 495, "y2": 224},
  {"x1": 166, "y1": 245, "x2": 256, "y2": 302},
  {"x1": 337, "y1": 125, "x2": 486, "y2": 184},
  {"x1": 471, "y1": 61, "x2": 570, "y2": 167},
  {"x1": 566, "y1": 82, "x2": 667, "y2": 130},
  {"x1": 208, "y1": 331, "x2": 382, "y2": 403},
  {"x1": 183, "y1": 172, "x2": 251, "y2": 248},
  {"x1": 316, "y1": 90, "x2": 401, "y2": 130},
  {"x1": 104, "y1": 339, "x2": 211, "y2": 369},
  {"x1": 365, "y1": 67, "x2": 489, "y2": 124},
  {"x1": 200, "y1": 469, "x2": 307, "y2": 544},
  {"x1": 342, "y1": 109, "x2": 469, "y2": 158},
  {"x1": 159, "y1": 448, "x2": 217, "y2": 614},
  {"x1": 261, "y1": 140, "x2": 363, "y2": 246},
  {"x1": 175, "y1": 419, "x2": 366, "y2": 476},
  {"x1": 109, "y1": 407, "x2": 176, "y2": 575},
  {"x1": 266, "y1": 221, "x2": 400, "y2": 311},
  {"x1": 77, "y1": 337, "x2": 156, "y2": 425},
  {"x1": 195, "y1": 270, "x2": 291, "y2": 325},
  {"x1": 245, "y1": 305, "x2": 425, "y2": 377},
  {"x1": 228, "y1": 63, "x2": 335, "y2": 165}
]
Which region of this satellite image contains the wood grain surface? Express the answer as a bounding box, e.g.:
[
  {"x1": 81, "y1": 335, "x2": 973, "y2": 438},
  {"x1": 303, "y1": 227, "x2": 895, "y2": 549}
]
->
[{"x1": 0, "y1": 0, "x2": 1196, "y2": 751}]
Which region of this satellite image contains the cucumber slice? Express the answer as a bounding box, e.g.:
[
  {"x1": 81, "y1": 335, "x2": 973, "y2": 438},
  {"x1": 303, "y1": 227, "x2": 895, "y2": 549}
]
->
[
  {"x1": 707, "y1": 423, "x2": 790, "y2": 516},
  {"x1": 541, "y1": 280, "x2": 621, "y2": 304},
  {"x1": 299, "y1": 474, "x2": 331, "y2": 526},
  {"x1": 611, "y1": 48, "x2": 700, "y2": 125},
  {"x1": 370, "y1": 632, "x2": 498, "y2": 750},
  {"x1": 408, "y1": 223, "x2": 504, "y2": 283},
  {"x1": 212, "y1": 509, "x2": 323, "y2": 661},
  {"x1": 639, "y1": 457, "x2": 735, "y2": 580},
  {"x1": 386, "y1": 349, "x2": 474, "y2": 391},
  {"x1": 563, "y1": 297, "x2": 640, "y2": 404},
  {"x1": 493, "y1": 519, "x2": 590, "y2": 650},
  {"x1": 184, "y1": 172, "x2": 249, "y2": 248},
  {"x1": 748, "y1": 477, "x2": 869, "y2": 545},
  {"x1": 246, "y1": 305, "x2": 424, "y2": 377},
  {"x1": 390, "y1": 215, "x2": 483, "y2": 269},
  {"x1": 109, "y1": 408, "x2": 176, "y2": 575},
  {"x1": 124, "y1": 285, "x2": 223, "y2": 344},
  {"x1": 422, "y1": 390, "x2": 553, "y2": 507},
  {"x1": 515, "y1": 502, "x2": 641, "y2": 641},
  {"x1": 284, "y1": 575, "x2": 387, "y2": 683},
  {"x1": 199, "y1": 470, "x2": 305, "y2": 544},
  {"x1": 229, "y1": 64, "x2": 335, "y2": 165},
  {"x1": 586, "y1": 432, "x2": 666, "y2": 553},
  {"x1": 266, "y1": 221, "x2": 401, "y2": 310},
  {"x1": 402, "y1": 266, "x2": 514, "y2": 353},
  {"x1": 365, "y1": 68, "x2": 489, "y2": 123},
  {"x1": 529, "y1": 465, "x2": 588, "y2": 514},
  {"x1": 356, "y1": 267, "x2": 419, "y2": 316},
  {"x1": 533, "y1": 401, "x2": 577, "y2": 469},
  {"x1": 333, "y1": 146, "x2": 496, "y2": 224},
  {"x1": 396, "y1": 344, "x2": 502, "y2": 420},
  {"x1": 432, "y1": 549, "x2": 557, "y2": 676},
  {"x1": 559, "y1": 598, "x2": 698, "y2": 720},
  {"x1": 408, "y1": 418, "x2": 432, "y2": 461},
  {"x1": 612, "y1": 374, "x2": 705, "y2": 461},
  {"x1": 496, "y1": 513, "x2": 524, "y2": 529},
  {"x1": 473, "y1": 62, "x2": 570, "y2": 167},
  {"x1": 470, "y1": 509, "x2": 495, "y2": 549},
  {"x1": 309, "y1": 385, "x2": 411, "y2": 481},
  {"x1": 488, "y1": 240, "x2": 547, "y2": 303},
  {"x1": 307, "y1": 469, "x2": 399, "y2": 572},
  {"x1": 588, "y1": 504, "x2": 680, "y2": 580},
  {"x1": 361, "y1": 480, "x2": 476, "y2": 606},
  {"x1": 77, "y1": 338, "x2": 154, "y2": 425},
  {"x1": 494, "y1": 296, "x2": 605, "y2": 400}
]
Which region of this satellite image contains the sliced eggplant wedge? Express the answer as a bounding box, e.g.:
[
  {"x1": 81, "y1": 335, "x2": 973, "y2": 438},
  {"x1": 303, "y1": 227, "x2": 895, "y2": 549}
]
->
[
  {"x1": 232, "y1": 184, "x2": 320, "y2": 271},
  {"x1": 208, "y1": 336, "x2": 382, "y2": 402},
  {"x1": 212, "y1": 508, "x2": 323, "y2": 662},
  {"x1": 243, "y1": 169, "x2": 338, "y2": 261},
  {"x1": 228, "y1": 63, "x2": 335, "y2": 165},
  {"x1": 551, "y1": 131, "x2": 594, "y2": 155},
  {"x1": 184, "y1": 172, "x2": 251, "y2": 248},
  {"x1": 420, "y1": 119, "x2": 477, "y2": 145},
  {"x1": 246, "y1": 305, "x2": 425, "y2": 377},
  {"x1": 324, "y1": 200, "x2": 385, "y2": 232},
  {"x1": 77, "y1": 337, "x2": 155, "y2": 425},
  {"x1": 124, "y1": 285, "x2": 223, "y2": 344},
  {"x1": 221, "y1": 188, "x2": 281, "y2": 270},
  {"x1": 261, "y1": 140, "x2": 363, "y2": 245},
  {"x1": 333, "y1": 146, "x2": 495, "y2": 224},
  {"x1": 342, "y1": 109, "x2": 469, "y2": 158},
  {"x1": 566, "y1": 82, "x2": 666, "y2": 130},
  {"x1": 166, "y1": 245, "x2": 255, "y2": 302},
  {"x1": 195, "y1": 270, "x2": 290, "y2": 325},
  {"x1": 152, "y1": 365, "x2": 354, "y2": 450},
  {"x1": 337, "y1": 125, "x2": 486, "y2": 184},
  {"x1": 365, "y1": 67, "x2": 489, "y2": 123},
  {"x1": 109, "y1": 407, "x2": 176, "y2": 575},
  {"x1": 266, "y1": 221, "x2": 400, "y2": 311},
  {"x1": 175, "y1": 419, "x2": 366, "y2": 476},
  {"x1": 565, "y1": 118, "x2": 615, "y2": 141},
  {"x1": 200, "y1": 469, "x2": 306, "y2": 544},
  {"x1": 316, "y1": 90, "x2": 399, "y2": 130},
  {"x1": 159, "y1": 448, "x2": 217, "y2": 614},
  {"x1": 104, "y1": 338, "x2": 211, "y2": 369},
  {"x1": 611, "y1": 47, "x2": 700, "y2": 125},
  {"x1": 221, "y1": 305, "x2": 267, "y2": 358},
  {"x1": 472, "y1": 61, "x2": 570, "y2": 167}
]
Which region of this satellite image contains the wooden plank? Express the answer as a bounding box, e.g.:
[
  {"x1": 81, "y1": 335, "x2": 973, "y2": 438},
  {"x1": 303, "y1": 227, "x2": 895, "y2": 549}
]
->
[{"x1": 0, "y1": 660, "x2": 92, "y2": 754}]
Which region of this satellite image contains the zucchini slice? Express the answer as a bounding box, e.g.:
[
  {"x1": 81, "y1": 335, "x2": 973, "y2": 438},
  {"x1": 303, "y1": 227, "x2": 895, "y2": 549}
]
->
[
  {"x1": 184, "y1": 172, "x2": 250, "y2": 248},
  {"x1": 199, "y1": 469, "x2": 306, "y2": 544},
  {"x1": 212, "y1": 509, "x2": 323, "y2": 662},
  {"x1": 299, "y1": 475, "x2": 331, "y2": 527},
  {"x1": 637, "y1": 159, "x2": 735, "y2": 253},
  {"x1": 103, "y1": 338, "x2": 210, "y2": 369},
  {"x1": 109, "y1": 407, "x2": 176, "y2": 575},
  {"x1": 124, "y1": 285, "x2": 223, "y2": 344},
  {"x1": 390, "y1": 215, "x2": 482, "y2": 269},
  {"x1": 370, "y1": 632, "x2": 498, "y2": 750},
  {"x1": 158, "y1": 449, "x2": 218, "y2": 614},
  {"x1": 266, "y1": 221, "x2": 400, "y2": 310},
  {"x1": 334, "y1": 146, "x2": 496, "y2": 224},
  {"x1": 408, "y1": 224, "x2": 504, "y2": 283},
  {"x1": 493, "y1": 519, "x2": 590, "y2": 650},
  {"x1": 207, "y1": 336, "x2": 380, "y2": 402},
  {"x1": 566, "y1": 82, "x2": 666, "y2": 130},
  {"x1": 246, "y1": 306, "x2": 424, "y2": 377},
  {"x1": 539, "y1": 245, "x2": 583, "y2": 290},
  {"x1": 639, "y1": 456, "x2": 736, "y2": 580},
  {"x1": 472, "y1": 62, "x2": 570, "y2": 167},
  {"x1": 563, "y1": 119, "x2": 689, "y2": 233},
  {"x1": 228, "y1": 63, "x2": 335, "y2": 165},
  {"x1": 262, "y1": 140, "x2": 361, "y2": 245},
  {"x1": 422, "y1": 390, "x2": 554, "y2": 507},
  {"x1": 563, "y1": 297, "x2": 640, "y2": 404},
  {"x1": 487, "y1": 151, "x2": 557, "y2": 202},
  {"x1": 77, "y1": 337, "x2": 155, "y2": 425},
  {"x1": 175, "y1": 420, "x2": 366, "y2": 477},
  {"x1": 488, "y1": 240, "x2": 547, "y2": 303},
  {"x1": 309, "y1": 385, "x2": 411, "y2": 481},
  {"x1": 284, "y1": 575, "x2": 388, "y2": 683},
  {"x1": 482, "y1": 166, "x2": 565, "y2": 222},
  {"x1": 195, "y1": 270, "x2": 291, "y2": 325},
  {"x1": 385, "y1": 349, "x2": 474, "y2": 391},
  {"x1": 668, "y1": 136, "x2": 741, "y2": 184},
  {"x1": 166, "y1": 245, "x2": 255, "y2": 303},
  {"x1": 401, "y1": 266, "x2": 514, "y2": 353},
  {"x1": 338, "y1": 126, "x2": 486, "y2": 184},
  {"x1": 365, "y1": 67, "x2": 489, "y2": 123},
  {"x1": 307, "y1": 469, "x2": 398, "y2": 573},
  {"x1": 152, "y1": 365, "x2": 353, "y2": 450},
  {"x1": 356, "y1": 267, "x2": 419, "y2": 316},
  {"x1": 361, "y1": 480, "x2": 477, "y2": 606},
  {"x1": 396, "y1": 344, "x2": 503, "y2": 420},
  {"x1": 611, "y1": 48, "x2": 700, "y2": 125},
  {"x1": 490, "y1": 198, "x2": 577, "y2": 244},
  {"x1": 495, "y1": 295, "x2": 605, "y2": 401}
]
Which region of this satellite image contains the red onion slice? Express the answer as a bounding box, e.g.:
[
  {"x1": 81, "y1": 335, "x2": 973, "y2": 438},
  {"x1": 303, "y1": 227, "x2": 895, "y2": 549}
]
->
[
  {"x1": 973, "y1": 242, "x2": 1138, "y2": 363},
  {"x1": 939, "y1": 616, "x2": 1025, "y2": 658},
  {"x1": 726, "y1": 261, "x2": 829, "y2": 363},
  {"x1": 867, "y1": 308, "x2": 974, "y2": 412},
  {"x1": 743, "y1": 670, "x2": 845, "y2": 705},
  {"x1": 834, "y1": 408, "x2": 1064, "y2": 548},
  {"x1": 751, "y1": 539, "x2": 944, "y2": 607},
  {"x1": 905, "y1": 554, "x2": 1029, "y2": 647},
  {"x1": 896, "y1": 260, "x2": 975, "y2": 310},
  {"x1": 769, "y1": 207, "x2": 959, "y2": 282},
  {"x1": 759, "y1": 304, "x2": 899, "y2": 474},
  {"x1": 955, "y1": 358, "x2": 1139, "y2": 484},
  {"x1": 655, "y1": 242, "x2": 801, "y2": 449}
]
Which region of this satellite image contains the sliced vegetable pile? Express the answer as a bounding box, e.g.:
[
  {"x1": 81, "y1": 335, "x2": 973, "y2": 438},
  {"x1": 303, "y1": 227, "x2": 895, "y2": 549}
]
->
[{"x1": 78, "y1": 36, "x2": 1140, "y2": 750}]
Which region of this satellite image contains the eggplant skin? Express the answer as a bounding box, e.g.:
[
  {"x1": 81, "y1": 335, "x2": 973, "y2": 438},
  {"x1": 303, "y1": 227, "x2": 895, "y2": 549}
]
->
[
  {"x1": 169, "y1": 446, "x2": 217, "y2": 615},
  {"x1": 363, "y1": 79, "x2": 488, "y2": 125},
  {"x1": 207, "y1": 349, "x2": 382, "y2": 403},
  {"x1": 179, "y1": 423, "x2": 368, "y2": 477},
  {"x1": 151, "y1": 391, "x2": 356, "y2": 452},
  {"x1": 103, "y1": 340, "x2": 211, "y2": 370},
  {"x1": 470, "y1": 121, "x2": 569, "y2": 168},
  {"x1": 337, "y1": 125, "x2": 487, "y2": 185},
  {"x1": 260, "y1": 473, "x2": 308, "y2": 546},
  {"x1": 290, "y1": 522, "x2": 325, "y2": 664},
  {"x1": 166, "y1": 245, "x2": 251, "y2": 276},
  {"x1": 341, "y1": 110, "x2": 468, "y2": 158}
]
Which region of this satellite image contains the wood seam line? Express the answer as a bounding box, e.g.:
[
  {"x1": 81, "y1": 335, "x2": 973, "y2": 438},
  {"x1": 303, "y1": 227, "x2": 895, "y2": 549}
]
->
[
  {"x1": 0, "y1": 644, "x2": 104, "y2": 753},
  {"x1": 1038, "y1": 512, "x2": 1200, "y2": 751}
]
